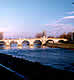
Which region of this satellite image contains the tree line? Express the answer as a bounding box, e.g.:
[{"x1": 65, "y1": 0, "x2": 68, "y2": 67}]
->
[{"x1": 35, "y1": 32, "x2": 74, "y2": 41}]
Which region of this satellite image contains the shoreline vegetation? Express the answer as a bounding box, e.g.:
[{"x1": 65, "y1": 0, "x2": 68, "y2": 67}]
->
[
  {"x1": 0, "y1": 53, "x2": 73, "y2": 80},
  {"x1": 47, "y1": 43, "x2": 74, "y2": 48},
  {"x1": 46, "y1": 41, "x2": 74, "y2": 49}
]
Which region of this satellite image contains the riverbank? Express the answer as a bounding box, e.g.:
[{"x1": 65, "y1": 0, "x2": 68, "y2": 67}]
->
[
  {"x1": 0, "y1": 64, "x2": 24, "y2": 80},
  {"x1": 46, "y1": 43, "x2": 74, "y2": 49},
  {"x1": 0, "y1": 53, "x2": 74, "y2": 80}
]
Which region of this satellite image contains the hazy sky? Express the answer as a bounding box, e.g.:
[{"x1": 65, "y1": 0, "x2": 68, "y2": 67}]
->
[{"x1": 0, "y1": 0, "x2": 74, "y2": 36}]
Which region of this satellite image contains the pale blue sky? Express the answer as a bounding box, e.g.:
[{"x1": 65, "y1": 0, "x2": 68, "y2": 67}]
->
[{"x1": 0, "y1": 0, "x2": 74, "y2": 36}]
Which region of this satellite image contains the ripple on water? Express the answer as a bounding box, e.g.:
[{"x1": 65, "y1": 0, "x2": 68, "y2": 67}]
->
[{"x1": 0, "y1": 48, "x2": 74, "y2": 72}]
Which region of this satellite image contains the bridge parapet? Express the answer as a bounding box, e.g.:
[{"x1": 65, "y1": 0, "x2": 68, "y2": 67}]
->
[
  {"x1": 47, "y1": 38, "x2": 68, "y2": 43},
  {"x1": 0, "y1": 38, "x2": 68, "y2": 48}
]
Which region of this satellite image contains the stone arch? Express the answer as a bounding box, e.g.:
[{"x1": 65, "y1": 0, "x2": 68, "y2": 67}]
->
[
  {"x1": 58, "y1": 40, "x2": 64, "y2": 43},
  {"x1": 10, "y1": 41, "x2": 18, "y2": 44},
  {"x1": 46, "y1": 40, "x2": 54, "y2": 44},
  {"x1": 10, "y1": 41, "x2": 18, "y2": 48},
  {"x1": 34, "y1": 40, "x2": 42, "y2": 45},
  {"x1": 22, "y1": 40, "x2": 30, "y2": 48},
  {"x1": 33, "y1": 40, "x2": 42, "y2": 48},
  {"x1": 22, "y1": 40, "x2": 30, "y2": 45},
  {"x1": 0, "y1": 41, "x2": 6, "y2": 48}
]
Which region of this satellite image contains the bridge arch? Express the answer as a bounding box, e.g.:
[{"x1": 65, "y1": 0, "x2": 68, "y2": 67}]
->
[
  {"x1": 46, "y1": 40, "x2": 54, "y2": 44},
  {"x1": 22, "y1": 40, "x2": 30, "y2": 48},
  {"x1": 10, "y1": 41, "x2": 18, "y2": 48},
  {"x1": 58, "y1": 40, "x2": 64, "y2": 43},
  {"x1": 0, "y1": 41, "x2": 6, "y2": 48},
  {"x1": 33, "y1": 40, "x2": 42, "y2": 48}
]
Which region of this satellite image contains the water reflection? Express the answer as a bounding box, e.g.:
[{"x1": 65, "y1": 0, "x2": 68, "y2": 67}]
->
[
  {"x1": 34, "y1": 44, "x2": 41, "y2": 48},
  {"x1": 22, "y1": 41, "x2": 29, "y2": 48},
  {"x1": 10, "y1": 41, "x2": 18, "y2": 49},
  {"x1": 0, "y1": 41, "x2": 5, "y2": 49},
  {"x1": 0, "y1": 48, "x2": 74, "y2": 72},
  {"x1": 34, "y1": 40, "x2": 42, "y2": 48},
  {"x1": 22, "y1": 44, "x2": 29, "y2": 48}
]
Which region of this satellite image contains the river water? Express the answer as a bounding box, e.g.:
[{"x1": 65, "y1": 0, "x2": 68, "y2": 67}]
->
[{"x1": 0, "y1": 47, "x2": 74, "y2": 72}]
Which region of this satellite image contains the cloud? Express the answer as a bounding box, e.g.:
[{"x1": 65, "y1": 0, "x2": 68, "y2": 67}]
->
[
  {"x1": 45, "y1": 23, "x2": 64, "y2": 27},
  {"x1": 63, "y1": 16, "x2": 74, "y2": 19},
  {"x1": 46, "y1": 23, "x2": 74, "y2": 36},
  {"x1": 61, "y1": 16, "x2": 74, "y2": 20},
  {"x1": 45, "y1": 16, "x2": 74, "y2": 36},
  {"x1": 56, "y1": 16, "x2": 74, "y2": 23},
  {"x1": 67, "y1": 11, "x2": 74, "y2": 14},
  {"x1": 46, "y1": 23, "x2": 74, "y2": 31}
]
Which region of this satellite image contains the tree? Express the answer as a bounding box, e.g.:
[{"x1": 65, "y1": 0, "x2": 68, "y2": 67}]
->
[
  {"x1": 59, "y1": 32, "x2": 72, "y2": 41},
  {"x1": 59, "y1": 32, "x2": 67, "y2": 39},
  {"x1": 48, "y1": 36, "x2": 54, "y2": 38},
  {"x1": 66, "y1": 32, "x2": 72, "y2": 41},
  {"x1": 35, "y1": 33, "x2": 43, "y2": 38}
]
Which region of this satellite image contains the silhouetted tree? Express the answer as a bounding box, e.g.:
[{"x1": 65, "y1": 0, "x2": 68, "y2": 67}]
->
[
  {"x1": 48, "y1": 36, "x2": 54, "y2": 38},
  {"x1": 66, "y1": 32, "x2": 72, "y2": 41},
  {"x1": 59, "y1": 32, "x2": 73, "y2": 41},
  {"x1": 59, "y1": 32, "x2": 67, "y2": 39},
  {"x1": 35, "y1": 33, "x2": 43, "y2": 38}
]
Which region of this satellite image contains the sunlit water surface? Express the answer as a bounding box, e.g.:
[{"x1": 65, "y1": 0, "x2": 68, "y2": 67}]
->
[{"x1": 0, "y1": 47, "x2": 74, "y2": 72}]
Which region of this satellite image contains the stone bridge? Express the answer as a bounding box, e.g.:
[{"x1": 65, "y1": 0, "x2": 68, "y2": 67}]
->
[{"x1": 0, "y1": 37, "x2": 68, "y2": 48}]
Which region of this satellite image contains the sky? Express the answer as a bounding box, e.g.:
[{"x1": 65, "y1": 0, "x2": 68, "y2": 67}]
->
[{"x1": 0, "y1": 0, "x2": 74, "y2": 37}]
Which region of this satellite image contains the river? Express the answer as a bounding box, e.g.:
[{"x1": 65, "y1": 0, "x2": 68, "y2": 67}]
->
[{"x1": 0, "y1": 47, "x2": 74, "y2": 72}]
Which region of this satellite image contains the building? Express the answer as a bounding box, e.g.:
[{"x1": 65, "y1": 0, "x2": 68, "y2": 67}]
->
[{"x1": 0, "y1": 32, "x2": 4, "y2": 40}]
